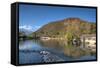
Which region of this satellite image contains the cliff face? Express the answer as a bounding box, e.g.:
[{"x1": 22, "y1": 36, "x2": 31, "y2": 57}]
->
[{"x1": 32, "y1": 18, "x2": 96, "y2": 37}]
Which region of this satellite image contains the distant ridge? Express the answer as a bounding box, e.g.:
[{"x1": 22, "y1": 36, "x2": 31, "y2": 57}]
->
[{"x1": 31, "y1": 18, "x2": 96, "y2": 37}]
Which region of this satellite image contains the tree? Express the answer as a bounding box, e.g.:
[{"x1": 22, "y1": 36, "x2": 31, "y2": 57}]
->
[{"x1": 65, "y1": 32, "x2": 74, "y2": 44}]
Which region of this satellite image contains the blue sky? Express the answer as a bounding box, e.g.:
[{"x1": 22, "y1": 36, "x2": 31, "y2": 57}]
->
[{"x1": 19, "y1": 4, "x2": 96, "y2": 32}]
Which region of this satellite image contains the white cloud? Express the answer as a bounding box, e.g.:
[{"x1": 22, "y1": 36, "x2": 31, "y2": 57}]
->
[
  {"x1": 19, "y1": 25, "x2": 41, "y2": 31},
  {"x1": 19, "y1": 25, "x2": 33, "y2": 31}
]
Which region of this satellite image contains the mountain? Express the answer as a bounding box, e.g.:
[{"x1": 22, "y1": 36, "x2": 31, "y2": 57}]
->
[
  {"x1": 19, "y1": 28, "x2": 32, "y2": 35},
  {"x1": 19, "y1": 28, "x2": 33, "y2": 36},
  {"x1": 32, "y1": 18, "x2": 96, "y2": 37}
]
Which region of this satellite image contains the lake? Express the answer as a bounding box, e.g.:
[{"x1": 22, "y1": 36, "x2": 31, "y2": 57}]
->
[{"x1": 19, "y1": 39, "x2": 96, "y2": 64}]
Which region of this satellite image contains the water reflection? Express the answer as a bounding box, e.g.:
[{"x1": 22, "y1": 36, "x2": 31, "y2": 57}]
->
[
  {"x1": 40, "y1": 39, "x2": 96, "y2": 58},
  {"x1": 19, "y1": 39, "x2": 96, "y2": 64}
]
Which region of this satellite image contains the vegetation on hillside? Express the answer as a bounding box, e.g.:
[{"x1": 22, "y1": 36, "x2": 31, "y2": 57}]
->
[{"x1": 19, "y1": 18, "x2": 96, "y2": 43}]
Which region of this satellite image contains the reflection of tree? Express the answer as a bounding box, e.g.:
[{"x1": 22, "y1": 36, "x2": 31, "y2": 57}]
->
[
  {"x1": 40, "y1": 39, "x2": 66, "y2": 50},
  {"x1": 40, "y1": 39, "x2": 95, "y2": 58},
  {"x1": 63, "y1": 44, "x2": 93, "y2": 58}
]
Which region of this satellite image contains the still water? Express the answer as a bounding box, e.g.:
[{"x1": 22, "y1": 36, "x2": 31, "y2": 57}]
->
[{"x1": 19, "y1": 39, "x2": 96, "y2": 64}]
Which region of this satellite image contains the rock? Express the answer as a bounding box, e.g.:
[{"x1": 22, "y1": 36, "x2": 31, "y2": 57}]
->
[
  {"x1": 40, "y1": 51, "x2": 50, "y2": 55},
  {"x1": 39, "y1": 50, "x2": 65, "y2": 63}
]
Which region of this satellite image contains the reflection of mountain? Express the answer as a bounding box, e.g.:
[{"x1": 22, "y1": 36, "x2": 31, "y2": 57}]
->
[{"x1": 32, "y1": 18, "x2": 96, "y2": 37}]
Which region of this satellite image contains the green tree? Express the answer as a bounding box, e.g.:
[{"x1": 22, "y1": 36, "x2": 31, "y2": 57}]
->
[{"x1": 65, "y1": 32, "x2": 74, "y2": 44}]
